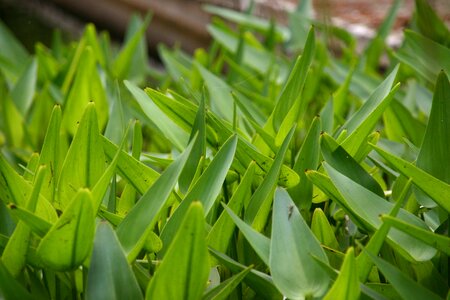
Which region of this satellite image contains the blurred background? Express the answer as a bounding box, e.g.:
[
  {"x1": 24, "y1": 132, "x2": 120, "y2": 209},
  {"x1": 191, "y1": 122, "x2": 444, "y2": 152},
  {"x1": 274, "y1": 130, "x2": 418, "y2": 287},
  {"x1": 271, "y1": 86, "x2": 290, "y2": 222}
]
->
[{"x1": 1, "y1": 0, "x2": 449, "y2": 54}]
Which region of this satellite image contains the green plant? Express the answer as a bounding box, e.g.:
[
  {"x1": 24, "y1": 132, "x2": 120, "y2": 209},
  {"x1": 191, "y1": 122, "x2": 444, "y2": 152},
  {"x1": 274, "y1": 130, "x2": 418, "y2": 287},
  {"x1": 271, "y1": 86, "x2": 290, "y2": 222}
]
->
[{"x1": 0, "y1": 0, "x2": 449, "y2": 299}]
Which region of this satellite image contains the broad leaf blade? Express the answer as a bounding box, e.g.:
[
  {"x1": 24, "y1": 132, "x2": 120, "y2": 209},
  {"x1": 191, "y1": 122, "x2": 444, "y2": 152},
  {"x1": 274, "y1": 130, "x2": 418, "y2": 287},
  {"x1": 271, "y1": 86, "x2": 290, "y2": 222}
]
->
[
  {"x1": 382, "y1": 215, "x2": 450, "y2": 256},
  {"x1": 86, "y1": 222, "x2": 143, "y2": 300},
  {"x1": 270, "y1": 189, "x2": 329, "y2": 299},
  {"x1": 37, "y1": 189, "x2": 95, "y2": 271},
  {"x1": 324, "y1": 163, "x2": 437, "y2": 261},
  {"x1": 146, "y1": 202, "x2": 209, "y2": 300},
  {"x1": 415, "y1": 71, "x2": 450, "y2": 207},
  {"x1": 58, "y1": 103, "x2": 106, "y2": 210},
  {"x1": 62, "y1": 47, "x2": 108, "y2": 135}
]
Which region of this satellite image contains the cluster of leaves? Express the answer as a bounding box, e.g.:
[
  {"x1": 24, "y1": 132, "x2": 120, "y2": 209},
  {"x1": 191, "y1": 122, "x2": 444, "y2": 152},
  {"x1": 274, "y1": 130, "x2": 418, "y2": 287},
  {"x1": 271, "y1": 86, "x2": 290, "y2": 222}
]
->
[{"x1": 0, "y1": 0, "x2": 449, "y2": 299}]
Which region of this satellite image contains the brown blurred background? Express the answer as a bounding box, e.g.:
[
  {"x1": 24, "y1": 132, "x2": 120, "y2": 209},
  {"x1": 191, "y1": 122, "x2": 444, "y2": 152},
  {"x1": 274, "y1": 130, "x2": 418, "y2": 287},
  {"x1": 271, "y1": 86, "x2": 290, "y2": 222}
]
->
[{"x1": 1, "y1": 0, "x2": 449, "y2": 53}]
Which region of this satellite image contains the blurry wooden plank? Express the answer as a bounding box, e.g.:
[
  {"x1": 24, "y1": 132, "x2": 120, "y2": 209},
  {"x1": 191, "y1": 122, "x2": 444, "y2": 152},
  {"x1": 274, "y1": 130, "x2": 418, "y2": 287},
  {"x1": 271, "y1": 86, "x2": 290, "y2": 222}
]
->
[{"x1": 49, "y1": 0, "x2": 212, "y2": 52}]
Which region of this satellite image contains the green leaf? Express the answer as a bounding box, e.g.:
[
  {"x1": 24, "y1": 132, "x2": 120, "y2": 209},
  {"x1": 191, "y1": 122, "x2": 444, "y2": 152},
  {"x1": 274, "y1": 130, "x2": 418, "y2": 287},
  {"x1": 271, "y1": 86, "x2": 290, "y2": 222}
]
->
[
  {"x1": 207, "y1": 24, "x2": 285, "y2": 79},
  {"x1": 323, "y1": 247, "x2": 360, "y2": 300},
  {"x1": 141, "y1": 88, "x2": 299, "y2": 188},
  {"x1": 0, "y1": 260, "x2": 34, "y2": 300},
  {"x1": 0, "y1": 19, "x2": 29, "y2": 82},
  {"x1": 159, "y1": 135, "x2": 237, "y2": 257},
  {"x1": 91, "y1": 127, "x2": 129, "y2": 214},
  {"x1": 289, "y1": 116, "x2": 321, "y2": 209},
  {"x1": 195, "y1": 62, "x2": 234, "y2": 122},
  {"x1": 7, "y1": 204, "x2": 52, "y2": 238},
  {"x1": 270, "y1": 188, "x2": 329, "y2": 299},
  {"x1": 245, "y1": 127, "x2": 295, "y2": 231},
  {"x1": 62, "y1": 47, "x2": 108, "y2": 135},
  {"x1": 126, "y1": 80, "x2": 188, "y2": 150},
  {"x1": 222, "y1": 203, "x2": 270, "y2": 266},
  {"x1": 371, "y1": 144, "x2": 450, "y2": 213},
  {"x1": 38, "y1": 105, "x2": 62, "y2": 204},
  {"x1": 356, "y1": 179, "x2": 412, "y2": 282},
  {"x1": 383, "y1": 99, "x2": 426, "y2": 146},
  {"x1": 104, "y1": 80, "x2": 126, "y2": 145},
  {"x1": 202, "y1": 265, "x2": 253, "y2": 300},
  {"x1": 270, "y1": 27, "x2": 315, "y2": 133},
  {"x1": 203, "y1": 5, "x2": 289, "y2": 41},
  {"x1": 102, "y1": 135, "x2": 160, "y2": 195},
  {"x1": 121, "y1": 14, "x2": 150, "y2": 81},
  {"x1": 415, "y1": 71, "x2": 450, "y2": 207},
  {"x1": 86, "y1": 222, "x2": 143, "y2": 300},
  {"x1": 395, "y1": 30, "x2": 450, "y2": 84},
  {"x1": 340, "y1": 65, "x2": 399, "y2": 156},
  {"x1": 207, "y1": 162, "x2": 255, "y2": 257},
  {"x1": 0, "y1": 155, "x2": 57, "y2": 223},
  {"x1": 58, "y1": 102, "x2": 106, "y2": 210},
  {"x1": 179, "y1": 93, "x2": 206, "y2": 194},
  {"x1": 37, "y1": 189, "x2": 95, "y2": 271},
  {"x1": 324, "y1": 163, "x2": 437, "y2": 261},
  {"x1": 321, "y1": 133, "x2": 384, "y2": 198},
  {"x1": 311, "y1": 208, "x2": 339, "y2": 250},
  {"x1": 361, "y1": 0, "x2": 400, "y2": 70},
  {"x1": 116, "y1": 138, "x2": 195, "y2": 259},
  {"x1": 10, "y1": 58, "x2": 37, "y2": 116},
  {"x1": 112, "y1": 14, "x2": 151, "y2": 79},
  {"x1": 381, "y1": 215, "x2": 450, "y2": 256},
  {"x1": 2, "y1": 166, "x2": 46, "y2": 277},
  {"x1": 365, "y1": 250, "x2": 441, "y2": 300},
  {"x1": 208, "y1": 248, "x2": 282, "y2": 300},
  {"x1": 414, "y1": 0, "x2": 450, "y2": 47},
  {"x1": 146, "y1": 202, "x2": 209, "y2": 300}
]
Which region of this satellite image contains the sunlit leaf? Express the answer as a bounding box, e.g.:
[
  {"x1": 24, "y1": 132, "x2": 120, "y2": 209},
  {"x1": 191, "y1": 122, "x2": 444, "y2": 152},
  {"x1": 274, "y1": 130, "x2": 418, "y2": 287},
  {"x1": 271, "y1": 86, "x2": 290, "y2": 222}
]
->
[
  {"x1": 415, "y1": 71, "x2": 450, "y2": 207},
  {"x1": 159, "y1": 135, "x2": 237, "y2": 257},
  {"x1": 58, "y1": 103, "x2": 106, "y2": 210},
  {"x1": 146, "y1": 202, "x2": 209, "y2": 300},
  {"x1": 117, "y1": 138, "x2": 195, "y2": 259},
  {"x1": 323, "y1": 248, "x2": 359, "y2": 300},
  {"x1": 37, "y1": 189, "x2": 95, "y2": 271}
]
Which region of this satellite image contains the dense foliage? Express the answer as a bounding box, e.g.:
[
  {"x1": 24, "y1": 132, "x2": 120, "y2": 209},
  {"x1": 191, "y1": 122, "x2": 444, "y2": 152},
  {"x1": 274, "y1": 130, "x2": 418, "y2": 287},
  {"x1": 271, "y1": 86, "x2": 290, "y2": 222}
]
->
[{"x1": 0, "y1": 0, "x2": 449, "y2": 299}]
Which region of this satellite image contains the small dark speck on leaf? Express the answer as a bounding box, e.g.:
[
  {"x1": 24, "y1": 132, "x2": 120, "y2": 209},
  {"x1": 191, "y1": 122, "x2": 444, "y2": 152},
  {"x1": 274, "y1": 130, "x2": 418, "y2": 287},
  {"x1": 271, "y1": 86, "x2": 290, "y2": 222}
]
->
[{"x1": 288, "y1": 205, "x2": 294, "y2": 220}]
